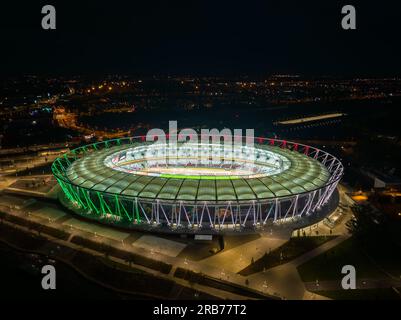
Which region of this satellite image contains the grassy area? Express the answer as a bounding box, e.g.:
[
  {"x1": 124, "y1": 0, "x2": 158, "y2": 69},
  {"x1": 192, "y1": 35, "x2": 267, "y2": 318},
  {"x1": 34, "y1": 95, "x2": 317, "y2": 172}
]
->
[
  {"x1": 313, "y1": 288, "x2": 401, "y2": 300},
  {"x1": 298, "y1": 203, "x2": 401, "y2": 289},
  {"x1": 239, "y1": 236, "x2": 336, "y2": 276},
  {"x1": 297, "y1": 236, "x2": 401, "y2": 282}
]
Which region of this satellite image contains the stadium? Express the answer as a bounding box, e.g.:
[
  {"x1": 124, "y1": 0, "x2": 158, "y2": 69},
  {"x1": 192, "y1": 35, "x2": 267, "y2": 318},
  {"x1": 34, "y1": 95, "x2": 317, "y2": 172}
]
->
[{"x1": 51, "y1": 135, "x2": 343, "y2": 233}]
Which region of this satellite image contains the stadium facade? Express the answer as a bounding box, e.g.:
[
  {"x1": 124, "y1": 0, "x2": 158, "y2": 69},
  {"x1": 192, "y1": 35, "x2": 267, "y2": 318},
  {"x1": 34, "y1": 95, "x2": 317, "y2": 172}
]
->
[{"x1": 52, "y1": 136, "x2": 343, "y2": 233}]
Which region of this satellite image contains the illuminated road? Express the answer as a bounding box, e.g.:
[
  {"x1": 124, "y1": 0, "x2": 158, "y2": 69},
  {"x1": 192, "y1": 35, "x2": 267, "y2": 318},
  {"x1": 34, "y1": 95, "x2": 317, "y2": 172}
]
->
[{"x1": 277, "y1": 113, "x2": 346, "y2": 125}]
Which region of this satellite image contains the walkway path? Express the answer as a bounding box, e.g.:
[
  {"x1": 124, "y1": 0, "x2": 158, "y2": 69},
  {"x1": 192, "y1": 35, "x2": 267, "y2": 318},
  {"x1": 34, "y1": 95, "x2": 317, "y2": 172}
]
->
[
  {"x1": 305, "y1": 278, "x2": 401, "y2": 291},
  {"x1": 246, "y1": 234, "x2": 351, "y2": 299},
  {"x1": 201, "y1": 235, "x2": 288, "y2": 273}
]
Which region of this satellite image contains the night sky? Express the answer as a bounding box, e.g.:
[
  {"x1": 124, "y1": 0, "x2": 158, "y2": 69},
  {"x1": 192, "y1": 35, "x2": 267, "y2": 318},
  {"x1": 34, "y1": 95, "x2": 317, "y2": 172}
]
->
[{"x1": 1, "y1": 0, "x2": 400, "y2": 76}]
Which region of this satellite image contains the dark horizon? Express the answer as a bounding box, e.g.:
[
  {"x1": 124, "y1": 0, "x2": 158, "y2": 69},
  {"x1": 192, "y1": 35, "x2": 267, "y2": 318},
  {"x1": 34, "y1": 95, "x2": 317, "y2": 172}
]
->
[
  {"x1": 1, "y1": 0, "x2": 401, "y2": 77},
  {"x1": 2, "y1": 74, "x2": 401, "y2": 82}
]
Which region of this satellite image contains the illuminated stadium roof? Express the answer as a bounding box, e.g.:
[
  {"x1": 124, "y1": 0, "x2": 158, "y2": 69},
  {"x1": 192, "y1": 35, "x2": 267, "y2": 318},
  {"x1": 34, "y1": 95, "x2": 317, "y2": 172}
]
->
[
  {"x1": 53, "y1": 136, "x2": 343, "y2": 232},
  {"x1": 65, "y1": 142, "x2": 330, "y2": 203}
]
